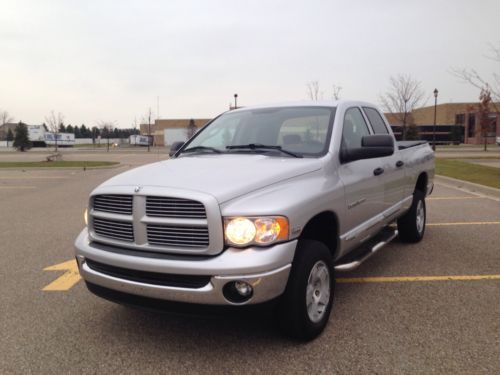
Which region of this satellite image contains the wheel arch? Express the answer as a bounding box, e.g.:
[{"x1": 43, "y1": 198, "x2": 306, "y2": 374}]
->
[
  {"x1": 298, "y1": 211, "x2": 339, "y2": 258},
  {"x1": 415, "y1": 172, "x2": 428, "y2": 195}
]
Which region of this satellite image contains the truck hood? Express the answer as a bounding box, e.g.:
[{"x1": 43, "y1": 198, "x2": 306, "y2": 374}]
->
[{"x1": 98, "y1": 154, "x2": 323, "y2": 203}]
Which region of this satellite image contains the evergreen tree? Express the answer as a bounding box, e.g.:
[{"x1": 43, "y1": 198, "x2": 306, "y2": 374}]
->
[
  {"x1": 13, "y1": 122, "x2": 32, "y2": 151},
  {"x1": 59, "y1": 123, "x2": 66, "y2": 133},
  {"x1": 74, "y1": 126, "x2": 81, "y2": 138},
  {"x1": 6, "y1": 128, "x2": 14, "y2": 147},
  {"x1": 66, "y1": 124, "x2": 74, "y2": 133},
  {"x1": 80, "y1": 124, "x2": 88, "y2": 138},
  {"x1": 405, "y1": 124, "x2": 420, "y2": 140}
]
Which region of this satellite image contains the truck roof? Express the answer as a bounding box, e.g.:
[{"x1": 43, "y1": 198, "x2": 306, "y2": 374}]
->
[{"x1": 230, "y1": 100, "x2": 378, "y2": 112}]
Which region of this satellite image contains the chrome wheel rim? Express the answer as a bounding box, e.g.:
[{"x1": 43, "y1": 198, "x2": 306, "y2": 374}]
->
[
  {"x1": 416, "y1": 200, "x2": 425, "y2": 234},
  {"x1": 306, "y1": 260, "x2": 330, "y2": 323}
]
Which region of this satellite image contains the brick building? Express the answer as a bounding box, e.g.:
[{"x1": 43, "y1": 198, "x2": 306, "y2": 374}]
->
[
  {"x1": 385, "y1": 102, "x2": 500, "y2": 144},
  {"x1": 140, "y1": 118, "x2": 211, "y2": 147}
]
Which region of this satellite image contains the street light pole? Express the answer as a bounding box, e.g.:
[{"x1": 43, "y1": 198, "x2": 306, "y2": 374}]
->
[
  {"x1": 234, "y1": 93, "x2": 238, "y2": 109},
  {"x1": 433, "y1": 88, "x2": 438, "y2": 151}
]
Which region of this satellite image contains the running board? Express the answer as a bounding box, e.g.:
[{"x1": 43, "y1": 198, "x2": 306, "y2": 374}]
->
[{"x1": 334, "y1": 229, "x2": 398, "y2": 271}]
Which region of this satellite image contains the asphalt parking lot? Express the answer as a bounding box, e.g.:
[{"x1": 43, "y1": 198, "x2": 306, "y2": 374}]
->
[{"x1": 1, "y1": 152, "x2": 499, "y2": 374}]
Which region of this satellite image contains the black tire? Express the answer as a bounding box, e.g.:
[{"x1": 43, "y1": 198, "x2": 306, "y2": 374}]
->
[
  {"x1": 277, "y1": 239, "x2": 335, "y2": 341},
  {"x1": 397, "y1": 190, "x2": 426, "y2": 243}
]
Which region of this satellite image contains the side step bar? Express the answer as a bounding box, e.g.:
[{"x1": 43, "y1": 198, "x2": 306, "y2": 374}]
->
[{"x1": 334, "y1": 229, "x2": 398, "y2": 271}]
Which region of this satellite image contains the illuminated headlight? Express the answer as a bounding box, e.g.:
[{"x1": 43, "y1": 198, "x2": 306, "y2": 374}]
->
[
  {"x1": 224, "y1": 216, "x2": 289, "y2": 247},
  {"x1": 84, "y1": 208, "x2": 88, "y2": 226}
]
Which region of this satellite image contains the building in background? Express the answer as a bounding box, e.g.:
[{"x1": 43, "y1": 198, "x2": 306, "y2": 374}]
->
[
  {"x1": 140, "y1": 118, "x2": 211, "y2": 147},
  {"x1": 0, "y1": 123, "x2": 18, "y2": 140},
  {"x1": 385, "y1": 102, "x2": 500, "y2": 144}
]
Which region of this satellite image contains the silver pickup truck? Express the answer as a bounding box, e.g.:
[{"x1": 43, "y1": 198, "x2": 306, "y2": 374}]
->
[{"x1": 75, "y1": 101, "x2": 434, "y2": 340}]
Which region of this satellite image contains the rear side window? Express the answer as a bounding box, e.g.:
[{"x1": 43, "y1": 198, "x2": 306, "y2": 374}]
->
[
  {"x1": 363, "y1": 107, "x2": 389, "y2": 134},
  {"x1": 342, "y1": 107, "x2": 370, "y2": 150}
]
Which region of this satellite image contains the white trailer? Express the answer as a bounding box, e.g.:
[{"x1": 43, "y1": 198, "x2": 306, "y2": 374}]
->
[
  {"x1": 44, "y1": 132, "x2": 75, "y2": 147},
  {"x1": 27, "y1": 125, "x2": 46, "y2": 143},
  {"x1": 129, "y1": 135, "x2": 151, "y2": 146}
]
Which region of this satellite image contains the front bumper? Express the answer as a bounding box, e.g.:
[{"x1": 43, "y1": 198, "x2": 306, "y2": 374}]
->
[{"x1": 74, "y1": 229, "x2": 296, "y2": 305}]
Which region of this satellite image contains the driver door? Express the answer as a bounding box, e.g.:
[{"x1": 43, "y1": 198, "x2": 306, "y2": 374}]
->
[{"x1": 338, "y1": 107, "x2": 386, "y2": 245}]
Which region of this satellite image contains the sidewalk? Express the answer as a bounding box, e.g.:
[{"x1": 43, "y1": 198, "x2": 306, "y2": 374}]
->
[{"x1": 435, "y1": 175, "x2": 500, "y2": 201}]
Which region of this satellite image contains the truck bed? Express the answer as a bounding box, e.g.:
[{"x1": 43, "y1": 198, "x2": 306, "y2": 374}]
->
[{"x1": 397, "y1": 140, "x2": 429, "y2": 150}]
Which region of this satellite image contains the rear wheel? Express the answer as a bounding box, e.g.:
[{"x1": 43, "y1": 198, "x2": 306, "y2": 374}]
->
[
  {"x1": 277, "y1": 240, "x2": 335, "y2": 341},
  {"x1": 398, "y1": 190, "x2": 426, "y2": 243}
]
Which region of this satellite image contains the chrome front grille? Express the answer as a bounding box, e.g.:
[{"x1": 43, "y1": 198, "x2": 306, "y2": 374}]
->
[
  {"x1": 93, "y1": 217, "x2": 134, "y2": 242},
  {"x1": 93, "y1": 195, "x2": 133, "y2": 215},
  {"x1": 89, "y1": 191, "x2": 220, "y2": 254},
  {"x1": 147, "y1": 224, "x2": 209, "y2": 248},
  {"x1": 146, "y1": 196, "x2": 206, "y2": 219}
]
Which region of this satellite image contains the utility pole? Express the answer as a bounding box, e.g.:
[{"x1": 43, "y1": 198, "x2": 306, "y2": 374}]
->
[{"x1": 148, "y1": 107, "x2": 151, "y2": 152}]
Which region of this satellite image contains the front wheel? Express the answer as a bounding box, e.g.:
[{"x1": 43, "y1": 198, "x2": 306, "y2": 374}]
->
[
  {"x1": 277, "y1": 240, "x2": 335, "y2": 341},
  {"x1": 397, "y1": 190, "x2": 426, "y2": 243}
]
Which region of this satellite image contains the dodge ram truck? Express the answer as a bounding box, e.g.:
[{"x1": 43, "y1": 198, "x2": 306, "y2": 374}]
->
[{"x1": 75, "y1": 101, "x2": 434, "y2": 340}]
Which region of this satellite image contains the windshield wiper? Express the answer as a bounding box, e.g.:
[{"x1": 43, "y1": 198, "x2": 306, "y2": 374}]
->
[
  {"x1": 181, "y1": 146, "x2": 222, "y2": 154},
  {"x1": 226, "y1": 143, "x2": 303, "y2": 158}
]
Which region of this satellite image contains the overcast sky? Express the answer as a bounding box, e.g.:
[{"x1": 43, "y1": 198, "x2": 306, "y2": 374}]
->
[{"x1": 1, "y1": 0, "x2": 499, "y2": 128}]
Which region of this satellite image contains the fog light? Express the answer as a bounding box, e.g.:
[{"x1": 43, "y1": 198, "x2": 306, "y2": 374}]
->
[
  {"x1": 234, "y1": 281, "x2": 253, "y2": 296},
  {"x1": 223, "y1": 281, "x2": 254, "y2": 303}
]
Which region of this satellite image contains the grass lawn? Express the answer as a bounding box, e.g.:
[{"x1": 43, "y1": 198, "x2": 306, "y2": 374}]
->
[
  {"x1": 436, "y1": 159, "x2": 500, "y2": 189},
  {"x1": 0, "y1": 161, "x2": 119, "y2": 168}
]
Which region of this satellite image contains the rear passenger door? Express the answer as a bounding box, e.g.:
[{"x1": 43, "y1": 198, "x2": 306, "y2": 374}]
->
[
  {"x1": 362, "y1": 107, "x2": 406, "y2": 211},
  {"x1": 338, "y1": 107, "x2": 386, "y2": 241}
]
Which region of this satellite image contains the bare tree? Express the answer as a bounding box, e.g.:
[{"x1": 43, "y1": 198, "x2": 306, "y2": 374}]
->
[
  {"x1": 307, "y1": 81, "x2": 323, "y2": 101},
  {"x1": 0, "y1": 109, "x2": 14, "y2": 143},
  {"x1": 379, "y1": 74, "x2": 426, "y2": 140},
  {"x1": 132, "y1": 117, "x2": 138, "y2": 134},
  {"x1": 141, "y1": 108, "x2": 153, "y2": 152},
  {"x1": 97, "y1": 120, "x2": 116, "y2": 152},
  {"x1": 451, "y1": 43, "x2": 500, "y2": 102},
  {"x1": 45, "y1": 111, "x2": 65, "y2": 152},
  {"x1": 1, "y1": 110, "x2": 13, "y2": 125},
  {"x1": 332, "y1": 84, "x2": 342, "y2": 100},
  {"x1": 478, "y1": 88, "x2": 494, "y2": 151}
]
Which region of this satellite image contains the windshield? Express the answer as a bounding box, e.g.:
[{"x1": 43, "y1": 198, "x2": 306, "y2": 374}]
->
[{"x1": 181, "y1": 106, "x2": 336, "y2": 158}]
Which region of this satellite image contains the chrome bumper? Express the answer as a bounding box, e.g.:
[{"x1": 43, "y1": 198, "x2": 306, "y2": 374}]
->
[{"x1": 75, "y1": 229, "x2": 296, "y2": 305}]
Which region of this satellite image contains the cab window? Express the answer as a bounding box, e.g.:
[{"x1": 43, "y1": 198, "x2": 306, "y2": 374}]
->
[
  {"x1": 363, "y1": 107, "x2": 389, "y2": 134},
  {"x1": 341, "y1": 107, "x2": 371, "y2": 150}
]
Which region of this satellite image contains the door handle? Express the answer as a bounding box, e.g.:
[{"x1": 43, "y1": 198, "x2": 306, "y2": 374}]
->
[
  {"x1": 396, "y1": 160, "x2": 404, "y2": 168},
  {"x1": 373, "y1": 167, "x2": 384, "y2": 176}
]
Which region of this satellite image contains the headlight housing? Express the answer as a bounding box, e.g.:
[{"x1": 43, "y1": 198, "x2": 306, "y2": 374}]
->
[
  {"x1": 224, "y1": 216, "x2": 289, "y2": 247},
  {"x1": 84, "y1": 208, "x2": 88, "y2": 226}
]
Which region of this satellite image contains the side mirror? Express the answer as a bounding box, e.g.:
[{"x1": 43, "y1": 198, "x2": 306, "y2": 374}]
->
[
  {"x1": 340, "y1": 134, "x2": 394, "y2": 163},
  {"x1": 169, "y1": 141, "x2": 184, "y2": 157}
]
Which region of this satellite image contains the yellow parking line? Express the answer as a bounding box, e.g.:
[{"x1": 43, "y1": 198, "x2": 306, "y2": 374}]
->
[
  {"x1": 43, "y1": 260, "x2": 81, "y2": 291},
  {"x1": 428, "y1": 196, "x2": 484, "y2": 200},
  {"x1": 428, "y1": 221, "x2": 500, "y2": 226},
  {"x1": 0, "y1": 186, "x2": 36, "y2": 189},
  {"x1": 337, "y1": 275, "x2": 500, "y2": 283}
]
